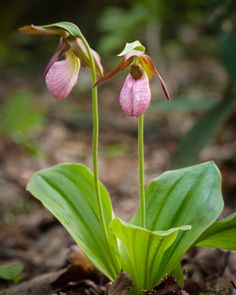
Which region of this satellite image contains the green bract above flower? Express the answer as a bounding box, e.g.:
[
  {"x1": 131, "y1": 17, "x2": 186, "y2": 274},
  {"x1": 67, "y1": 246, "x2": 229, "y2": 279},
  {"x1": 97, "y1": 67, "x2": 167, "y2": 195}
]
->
[
  {"x1": 117, "y1": 40, "x2": 146, "y2": 56},
  {"x1": 20, "y1": 22, "x2": 82, "y2": 38},
  {"x1": 20, "y1": 22, "x2": 103, "y2": 99}
]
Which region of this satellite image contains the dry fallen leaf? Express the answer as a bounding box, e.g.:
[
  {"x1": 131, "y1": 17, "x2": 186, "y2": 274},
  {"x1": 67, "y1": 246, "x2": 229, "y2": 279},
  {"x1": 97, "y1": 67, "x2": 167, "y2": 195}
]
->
[{"x1": 106, "y1": 272, "x2": 132, "y2": 295}]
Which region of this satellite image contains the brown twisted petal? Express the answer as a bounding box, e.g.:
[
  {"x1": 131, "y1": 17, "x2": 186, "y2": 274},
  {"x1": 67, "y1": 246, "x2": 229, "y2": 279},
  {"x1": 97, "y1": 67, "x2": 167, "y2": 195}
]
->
[
  {"x1": 94, "y1": 57, "x2": 133, "y2": 87},
  {"x1": 154, "y1": 69, "x2": 171, "y2": 100},
  {"x1": 43, "y1": 38, "x2": 70, "y2": 77},
  {"x1": 141, "y1": 54, "x2": 170, "y2": 100},
  {"x1": 19, "y1": 25, "x2": 64, "y2": 36}
]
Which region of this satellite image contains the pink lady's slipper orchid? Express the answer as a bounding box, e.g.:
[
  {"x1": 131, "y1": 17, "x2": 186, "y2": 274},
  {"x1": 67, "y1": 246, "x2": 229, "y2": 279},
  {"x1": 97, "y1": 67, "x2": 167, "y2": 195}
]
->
[
  {"x1": 20, "y1": 22, "x2": 103, "y2": 99},
  {"x1": 95, "y1": 41, "x2": 170, "y2": 117}
]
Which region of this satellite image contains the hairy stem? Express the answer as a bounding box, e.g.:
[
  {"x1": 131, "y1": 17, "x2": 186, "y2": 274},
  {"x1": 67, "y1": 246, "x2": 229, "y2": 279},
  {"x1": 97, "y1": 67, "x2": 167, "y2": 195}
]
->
[{"x1": 138, "y1": 114, "x2": 145, "y2": 227}]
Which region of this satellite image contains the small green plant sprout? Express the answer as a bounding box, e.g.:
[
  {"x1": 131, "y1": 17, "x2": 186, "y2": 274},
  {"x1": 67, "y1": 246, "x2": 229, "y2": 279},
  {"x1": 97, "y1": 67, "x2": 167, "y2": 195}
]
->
[
  {"x1": 20, "y1": 22, "x2": 236, "y2": 295},
  {"x1": 0, "y1": 262, "x2": 23, "y2": 282}
]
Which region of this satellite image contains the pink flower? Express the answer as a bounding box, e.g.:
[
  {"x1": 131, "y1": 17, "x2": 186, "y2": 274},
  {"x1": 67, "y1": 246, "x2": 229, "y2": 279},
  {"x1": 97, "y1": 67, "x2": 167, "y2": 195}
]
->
[
  {"x1": 95, "y1": 42, "x2": 170, "y2": 117},
  {"x1": 45, "y1": 46, "x2": 80, "y2": 100},
  {"x1": 20, "y1": 24, "x2": 103, "y2": 100},
  {"x1": 120, "y1": 73, "x2": 151, "y2": 117}
]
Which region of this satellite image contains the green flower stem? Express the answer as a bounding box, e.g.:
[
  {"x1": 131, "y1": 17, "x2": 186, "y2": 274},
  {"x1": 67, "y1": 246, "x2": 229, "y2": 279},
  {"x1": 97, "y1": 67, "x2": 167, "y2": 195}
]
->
[
  {"x1": 79, "y1": 34, "x2": 120, "y2": 279},
  {"x1": 78, "y1": 34, "x2": 109, "y2": 241},
  {"x1": 138, "y1": 114, "x2": 146, "y2": 228}
]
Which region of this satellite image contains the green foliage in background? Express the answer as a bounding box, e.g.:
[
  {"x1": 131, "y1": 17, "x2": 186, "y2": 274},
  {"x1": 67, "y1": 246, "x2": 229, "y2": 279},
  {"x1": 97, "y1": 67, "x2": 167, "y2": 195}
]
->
[
  {"x1": 171, "y1": 95, "x2": 236, "y2": 168},
  {"x1": 1, "y1": 90, "x2": 44, "y2": 135},
  {"x1": 219, "y1": 31, "x2": 236, "y2": 84},
  {"x1": 151, "y1": 97, "x2": 218, "y2": 112},
  {"x1": 98, "y1": 6, "x2": 147, "y2": 54},
  {"x1": 0, "y1": 263, "x2": 23, "y2": 282},
  {"x1": 1, "y1": 90, "x2": 45, "y2": 155},
  {"x1": 98, "y1": 0, "x2": 209, "y2": 54},
  {"x1": 171, "y1": 24, "x2": 236, "y2": 167}
]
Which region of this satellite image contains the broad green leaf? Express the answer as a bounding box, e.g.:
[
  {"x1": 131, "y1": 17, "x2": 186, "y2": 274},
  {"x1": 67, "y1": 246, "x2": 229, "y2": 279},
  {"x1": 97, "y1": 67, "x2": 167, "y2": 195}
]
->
[
  {"x1": 0, "y1": 263, "x2": 23, "y2": 281},
  {"x1": 171, "y1": 96, "x2": 236, "y2": 168},
  {"x1": 27, "y1": 163, "x2": 120, "y2": 280},
  {"x1": 131, "y1": 161, "x2": 224, "y2": 282},
  {"x1": 43, "y1": 22, "x2": 82, "y2": 37},
  {"x1": 117, "y1": 41, "x2": 145, "y2": 56},
  {"x1": 218, "y1": 31, "x2": 236, "y2": 83},
  {"x1": 110, "y1": 218, "x2": 190, "y2": 294},
  {"x1": 195, "y1": 212, "x2": 236, "y2": 250}
]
